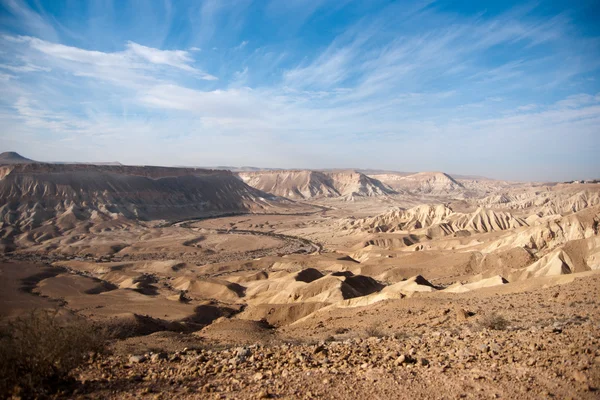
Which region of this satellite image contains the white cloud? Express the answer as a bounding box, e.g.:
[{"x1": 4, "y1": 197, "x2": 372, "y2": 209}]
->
[
  {"x1": 125, "y1": 42, "x2": 197, "y2": 72},
  {"x1": 517, "y1": 104, "x2": 537, "y2": 112},
  {"x1": 1, "y1": 2, "x2": 599, "y2": 180},
  {"x1": 554, "y1": 93, "x2": 600, "y2": 109},
  {"x1": 8, "y1": 36, "x2": 217, "y2": 81},
  {"x1": 284, "y1": 47, "x2": 353, "y2": 88},
  {"x1": 0, "y1": 72, "x2": 14, "y2": 81},
  {"x1": 1, "y1": 0, "x2": 58, "y2": 41},
  {"x1": 0, "y1": 62, "x2": 50, "y2": 72}
]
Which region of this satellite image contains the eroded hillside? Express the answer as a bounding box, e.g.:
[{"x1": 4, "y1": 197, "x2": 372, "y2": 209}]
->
[{"x1": 1, "y1": 163, "x2": 599, "y2": 399}]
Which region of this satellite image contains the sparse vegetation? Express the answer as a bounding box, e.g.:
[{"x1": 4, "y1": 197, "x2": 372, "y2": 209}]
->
[
  {"x1": 365, "y1": 323, "x2": 386, "y2": 338},
  {"x1": 393, "y1": 331, "x2": 410, "y2": 340},
  {"x1": 0, "y1": 310, "x2": 107, "y2": 398},
  {"x1": 479, "y1": 312, "x2": 509, "y2": 330}
]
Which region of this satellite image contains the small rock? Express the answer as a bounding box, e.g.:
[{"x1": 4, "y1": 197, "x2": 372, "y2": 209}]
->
[
  {"x1": 313, "y1": 344, "x2": 326, "y2": 354},
  {"x1": 572, "y1": 371, "x2": 588, "y2": 383},
  {"x1": 395, "y1": 355, "x2": 407, "y2": 365},
  {"x1": 150, "y1": 353, "x2": 167, "y2": 362},
  {"x1": 456, "y1": 308, "x2": 470, "y2": 322},
  {"x1": 253, "y1": 372, "x2": 265, "y2": 381},
  {"x1": 394, "y1": 354, "x2": 415, "y2": 365},
  {"x1": 129, "y1": 355, "x2": 146, "y2": 364},
  {"x1": 237, "y1": 347, "x2": 252, "y2": 358}
]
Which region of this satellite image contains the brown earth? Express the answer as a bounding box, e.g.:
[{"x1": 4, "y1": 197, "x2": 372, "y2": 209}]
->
[{"x1": 1, "y1": 164, "x2": 599, "y2": 399}]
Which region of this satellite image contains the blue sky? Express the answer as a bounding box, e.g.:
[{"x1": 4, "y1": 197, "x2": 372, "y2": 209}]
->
[{"x1": 0, "y1": 0, "x2": 599, "y2": 181}]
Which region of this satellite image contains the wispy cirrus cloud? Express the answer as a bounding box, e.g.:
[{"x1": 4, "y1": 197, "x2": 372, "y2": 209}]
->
[
  {"x1": 0, "y1": 0, "x2": 599, "y2": 180},
  {"x1": 6, "y1": 36, "x2": 216, "y2": 80},
  {"x1": 0, "y1": 62, "x2": 50, "y2": 73}
]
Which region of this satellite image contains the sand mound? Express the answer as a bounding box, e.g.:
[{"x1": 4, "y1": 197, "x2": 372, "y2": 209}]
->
[
  {"x1": 476, "y1": 247, "x2": 534, "y2": 277},
  {"x1": 34, "y1": 273, "x2": 117, "y2": 298},
  {"x1": 244, "y1": 270, "x2": 383, "y2": 305},
  {"x1": 444, "y1": 275, "x2": 508, "y2": 293},
  {"x1": 228, "y1": 271, "x2": 270, "y2": 283},
  {"x1": 133, "y1": 261, "x2": 189, "y2": 274},
  {"x1": 238, "y1": 302, "x2": 329, "y2": 326},
  {"x1": 294, "y1": 268, "x2": 324, "y2": 283},
  {"x1": 274, "y1": 275, "x2": 378, "y2": 303},
  {"x1": 382, "y1": 275, "x2": 436, "y2": 294},
  {"x1": 510, "y1": 250, "x2": 574, "y2": 281},
  {"x1": 172, "y1": 277, "x2": 245, "y2": 302},
  {"x1": 197, "y1": 318, "x2": 276, "y2": 344}
]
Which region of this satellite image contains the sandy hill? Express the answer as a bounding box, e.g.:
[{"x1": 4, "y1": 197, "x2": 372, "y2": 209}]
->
[
  {"x1": 0, "y1": 151, "x2": 36, "y2": 164},
  {"x1": 477, "y1": 186, "x2": 600, "y2": 216},
  {"x1": 343, "y1": 204, "x2": 454, "y2": 233},
  {"x1": 238, "y1": 170, "x2": 396, "y2": 200},
  {"x1": 369, "y1": 171, "x2": 464, "y2": 195},
  {"x1": 0, "y1": 163, "x2": 301, "y2": 246},
  {"x1": 342, "y1": 204, "x2": 528, "y2": 236},
  {"x1": 238, "y1": 170, "x2": 338, "y2": 199}
]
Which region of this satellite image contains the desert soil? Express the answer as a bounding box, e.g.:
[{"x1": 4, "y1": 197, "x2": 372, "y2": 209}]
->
[{"x1": 1, "y1": 164, "x2": 599, "y2": 399}]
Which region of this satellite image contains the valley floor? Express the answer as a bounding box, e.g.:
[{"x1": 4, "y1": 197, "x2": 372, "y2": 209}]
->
[
  {"x1": 1, "y1": 179, "x2": 599, "y2": 399},
  {"x1": 63, "y1": 273, "x2": 600, "y2": 399}
]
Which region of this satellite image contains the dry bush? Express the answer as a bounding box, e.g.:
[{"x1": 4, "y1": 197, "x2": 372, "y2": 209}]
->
[
  {"x1": 0, "y1": 310, "x2": 106, "y2": 398},
  {"x1": 393, "y1": 331, "x2": 410, "y2": 340},
  {"x1": 479, "y1": 312, "x2": 509, "y2": 330},
  {"x1": 365, "y1": 323, "x2": 386, "y2": 338}
]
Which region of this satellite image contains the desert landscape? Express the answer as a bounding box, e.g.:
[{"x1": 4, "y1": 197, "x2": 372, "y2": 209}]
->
[
  {"x1": 1, "y1": 1, "x2": 599, "y2": 398},
  {"x1": 1, "y1": 151, "x2": 599, "y2": 399}
]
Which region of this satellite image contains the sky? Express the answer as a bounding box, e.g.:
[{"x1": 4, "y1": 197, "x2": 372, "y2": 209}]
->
[{"x1": 0, "y1": 0, "x2": 599, "y2": 181}]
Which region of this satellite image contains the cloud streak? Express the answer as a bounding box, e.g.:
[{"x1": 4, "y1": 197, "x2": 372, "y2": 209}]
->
[{"x1": 0, "y1": 0, "x2": 599, "y2": 181}]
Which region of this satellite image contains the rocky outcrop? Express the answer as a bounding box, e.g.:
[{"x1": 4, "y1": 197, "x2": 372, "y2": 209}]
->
[
  {"x1": 371, "y1": 172, "x2": 464, "y2": 195},
  {"x1": 238, "y1": 170, "x2": 396, "y2": 200},
  {"x1": 342, "y1": 204, "x2": 527, "y2": 235},
  {"x1": 0, "y1": 164, "x2": 300, "y2": 251}
]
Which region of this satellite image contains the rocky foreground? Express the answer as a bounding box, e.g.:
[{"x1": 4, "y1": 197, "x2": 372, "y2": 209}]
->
[{"x1": 67, "y1": 311, "x2": 599, "y2": 399}]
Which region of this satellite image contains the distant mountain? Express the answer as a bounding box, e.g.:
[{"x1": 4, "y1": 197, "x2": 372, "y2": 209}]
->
[
  {"x1": 450, "y1": 173, "x2": 495, "y2": 180},
  {"x1": 53, "y1": 161, "x2": 123, "y2": 166},
  {"x1": 238, "y1": 170, "x2": 397, "y2": 200},
  {"x1": 354, "y1": 169, "x2": 415, "y2": 176},
  {"x1": 0, "y1": 162, "x2": 302, "y2": 228},
  {"x1": 0, "y1": 152, "x2": 125, "y2": 166},
  {"x1": 0, "y1": 151, "x2": 36, "y2": 164},
  {"x1": 369, "y1": 171, "x2": 465, "y2": 195}
]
